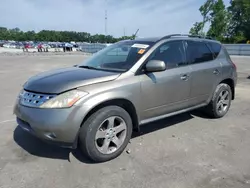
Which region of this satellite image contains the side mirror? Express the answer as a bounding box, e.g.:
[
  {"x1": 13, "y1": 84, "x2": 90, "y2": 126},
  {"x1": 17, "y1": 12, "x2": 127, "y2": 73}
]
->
[{"x1": 145, "y1": 60, "x2": 166, "y2": 72}]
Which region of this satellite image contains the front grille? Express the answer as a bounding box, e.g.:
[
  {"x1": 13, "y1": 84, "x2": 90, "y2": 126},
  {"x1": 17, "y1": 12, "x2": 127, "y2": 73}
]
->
[{"x1": 19, "y1": 90, "x2": 56, "y2": 107}]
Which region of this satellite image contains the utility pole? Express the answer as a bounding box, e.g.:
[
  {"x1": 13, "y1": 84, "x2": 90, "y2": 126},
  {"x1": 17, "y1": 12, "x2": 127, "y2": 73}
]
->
[
  {"x1": 105, "y1": 10, "x2": 107, "y2": 35},
  {"x1": 105, "y1": 0, "x2": 107, "y2": 36}
]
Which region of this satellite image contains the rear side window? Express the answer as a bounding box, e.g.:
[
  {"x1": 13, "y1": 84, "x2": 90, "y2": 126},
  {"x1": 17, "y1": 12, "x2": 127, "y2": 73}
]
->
[
  {"x1": 207, "y1": 42, "x2": 222, "y2": 58},
  {"x1": 186, "y1": 41, "x2": 214, "y2": 64}
]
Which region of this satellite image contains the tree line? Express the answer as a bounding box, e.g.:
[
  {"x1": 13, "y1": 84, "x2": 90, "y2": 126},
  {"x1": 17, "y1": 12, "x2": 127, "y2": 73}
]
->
[
  {"x1": 0, "y1": 27, "x2": 134, "y2": 43},
  {"x1": 189, "y1": 0, "x2": 250, "y2": 43},
  {"x1": 1, "y1": 0, "x2": 249, "y2": 44}
]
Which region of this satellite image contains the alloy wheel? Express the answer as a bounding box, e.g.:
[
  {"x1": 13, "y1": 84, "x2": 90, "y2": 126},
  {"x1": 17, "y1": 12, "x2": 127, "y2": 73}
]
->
[
  {"x1": 95, "y1": 116, "x2": 127, "y2": 154},
  {"x1": 216, "y1": 89, "x2": 230, "y2": 114}
]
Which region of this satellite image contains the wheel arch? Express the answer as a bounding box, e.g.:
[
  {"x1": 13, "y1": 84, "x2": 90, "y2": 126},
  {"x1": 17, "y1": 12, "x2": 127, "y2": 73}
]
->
[
  {"x1": 219, "y1": 78, "x2": 235, "y2": 100},
  {"x1": 80, "y1": 98, "x2": 140, "y2": 131}
]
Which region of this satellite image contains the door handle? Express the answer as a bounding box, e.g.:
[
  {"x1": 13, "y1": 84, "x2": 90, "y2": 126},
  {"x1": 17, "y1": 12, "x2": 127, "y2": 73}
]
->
[
  {"x1": 213, "y1": 69, "x2": 219, "y2": 75},
  {"x1": 180, "y1": 74, "x2": 189, "y2": 81}
]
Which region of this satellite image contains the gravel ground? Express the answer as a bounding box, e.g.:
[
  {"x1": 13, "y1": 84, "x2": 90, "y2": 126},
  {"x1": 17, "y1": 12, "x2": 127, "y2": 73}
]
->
[{"x1": 0, "y1": 54, "x2": 250, "y2": 188}]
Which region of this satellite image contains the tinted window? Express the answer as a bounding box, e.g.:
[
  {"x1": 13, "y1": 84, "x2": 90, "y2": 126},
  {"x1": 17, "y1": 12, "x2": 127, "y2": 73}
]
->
[
  {"x1": 207, "y1": 42, "x2": 221, "y2": 58},
  {"x1": 186, "y1": 41, "x2": 214, "y2": 64},
  {"x1": 79, "y1": 41, "x2": 154, "y2": 72},
  {"x1": 105, "y1": 45, "x2": 131, "y2": 63},
  {"x1": 148, "y1": 41, "x2": 186, "y2": 69}
]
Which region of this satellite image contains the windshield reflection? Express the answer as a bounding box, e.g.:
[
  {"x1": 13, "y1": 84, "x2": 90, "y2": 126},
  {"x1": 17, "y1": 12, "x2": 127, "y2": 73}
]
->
[{"x1": 78, "y1": 41, "x2": 154, "y2": 72}]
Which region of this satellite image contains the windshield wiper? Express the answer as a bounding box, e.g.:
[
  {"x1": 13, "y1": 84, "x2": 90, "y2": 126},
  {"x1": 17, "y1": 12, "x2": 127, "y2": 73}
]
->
[
  {"x1": 78, "y1": 65, "x2": 126, "y2": 73},
  {"x1": 78, "y1": 65, "x2": 100, "y2": 70}
]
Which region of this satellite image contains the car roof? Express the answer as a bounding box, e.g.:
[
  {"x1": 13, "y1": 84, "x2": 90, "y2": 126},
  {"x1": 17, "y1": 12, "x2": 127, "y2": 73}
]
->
[
  {"x1": 121, "y1": 35, "x2": 220, "y2": 47},
  {"x1": 133, "y1": 37, "x2": 161, "y2": 42},
  {"x1": 129, "y1": 35, "x2": 220, "y2": 44}
]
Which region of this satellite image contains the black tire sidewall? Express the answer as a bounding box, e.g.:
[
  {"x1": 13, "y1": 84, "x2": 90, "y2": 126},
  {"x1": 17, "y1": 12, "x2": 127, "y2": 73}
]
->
[
  {"x1": 79, "y1": 106, "x2": 133, "y2": 162},
  {"x1": 212, "y1": 83, "x2": 232, "y2": 118}
]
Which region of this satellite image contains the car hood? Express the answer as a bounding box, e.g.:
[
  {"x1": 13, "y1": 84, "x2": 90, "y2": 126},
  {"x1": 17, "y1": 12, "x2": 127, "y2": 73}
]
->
[{"x1": 24, "y1": 67, "x2": 121, "y2": 93}]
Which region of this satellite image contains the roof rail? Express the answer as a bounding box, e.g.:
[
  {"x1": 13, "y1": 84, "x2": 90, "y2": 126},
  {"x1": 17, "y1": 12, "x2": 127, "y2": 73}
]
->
[
  {"x1": 156, "y1": 34, "x2": 182, "y2": 41},
  {"x1": 156, "y1": 34, "x2": 215, "y2": 42},
  {"x1": 177, "y1": 34, "x2": 215, "y2": 40}
]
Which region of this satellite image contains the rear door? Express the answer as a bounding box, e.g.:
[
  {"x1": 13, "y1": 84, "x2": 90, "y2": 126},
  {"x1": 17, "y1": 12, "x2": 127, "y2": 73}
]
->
[{"x1": 184, "y1": 40, "x2": 222, "y2": 106}]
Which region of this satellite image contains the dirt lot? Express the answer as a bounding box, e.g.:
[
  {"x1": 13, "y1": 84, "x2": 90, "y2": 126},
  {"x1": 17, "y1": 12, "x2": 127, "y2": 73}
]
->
[{"x1": 0, "y1": 54, "x2": 250, "y2": 188}]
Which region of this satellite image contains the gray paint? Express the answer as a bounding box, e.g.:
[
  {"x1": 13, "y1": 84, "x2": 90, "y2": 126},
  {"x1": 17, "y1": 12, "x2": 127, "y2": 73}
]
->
[
  {"x1": 145, "y1": 60, "x2": 166, "y2": 72},
  {"x1": 14, "y1": 36, "x2": 237, "y2": 147},
  {"x1": 24, "y1": 67, "x2": 120, "y2": 93}
]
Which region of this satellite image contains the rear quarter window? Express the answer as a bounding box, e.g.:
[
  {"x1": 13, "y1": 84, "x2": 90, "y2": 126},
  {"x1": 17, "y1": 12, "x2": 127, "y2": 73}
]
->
[
  {"x1": 186, "y1": 41, "x2": 214, "y2": 64},
  {"x1": 207, "y1": 42, "x2": 222, "y2": 58}
]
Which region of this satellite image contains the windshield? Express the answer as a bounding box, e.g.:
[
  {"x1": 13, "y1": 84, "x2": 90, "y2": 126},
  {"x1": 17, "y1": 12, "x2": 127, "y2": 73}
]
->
[{"x1": 78, "y1": 40, "x2": 154, "y2": 72}]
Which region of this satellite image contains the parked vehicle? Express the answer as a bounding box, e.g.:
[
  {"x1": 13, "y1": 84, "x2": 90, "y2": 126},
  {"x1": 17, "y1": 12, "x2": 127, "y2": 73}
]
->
[
  {"x1": 15, "y1": 42, "x2": 24, "y2": 49},
  {"x1": 14, "y1": 34, "x2": 237, "y2": 162},
  {"x1": 3, "y1": 43, "x2": 11, "y2": 48},
  {"x1": 49, "y1": 43, "x2": 57, "y2": 48},
  {"x1": 9, "y1": 43, "x2": 16, "y2": 48},
  {"x1": 41, "y1": 43, "x2": 51, "y2": 49},
  {"x1": 0, "y1": 41, "x2": 6, "y2": 47}
]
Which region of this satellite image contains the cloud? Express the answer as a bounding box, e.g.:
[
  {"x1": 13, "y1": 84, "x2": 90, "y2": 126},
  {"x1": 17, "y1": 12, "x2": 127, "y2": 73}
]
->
[{"x1": 0, "y1": 0, "x2": 219, "y2": 37}]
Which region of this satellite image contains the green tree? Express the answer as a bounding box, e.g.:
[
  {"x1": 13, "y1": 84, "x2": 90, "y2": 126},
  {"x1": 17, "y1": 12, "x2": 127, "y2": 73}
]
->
[
  {"x1": 207, "y1": 0, "x2": 228, "y2": 41},
  {"x1": 228, "y1": 0, "x2": 250, "y2": 42},
  {"x1": 0, "y1": 26, "x2": 134, "y2": 43},
  {"x1": 199, "y1": 0, "x2": 215, "y2": 32},
  {"x1": 189, "y1": 0, "x2": 215, "y2": 36},
  {"x1": 189, "y1": 22, "x2": 204, "y2": 35},
  {"x1": 0, "y1": 27, "x2": 9, "y2": 40}
]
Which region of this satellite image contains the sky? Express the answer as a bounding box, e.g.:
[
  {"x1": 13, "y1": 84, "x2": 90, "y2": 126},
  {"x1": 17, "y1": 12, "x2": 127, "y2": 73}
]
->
[{"x1": 0, "y1": 0, "x2": 230, "y2": 38}]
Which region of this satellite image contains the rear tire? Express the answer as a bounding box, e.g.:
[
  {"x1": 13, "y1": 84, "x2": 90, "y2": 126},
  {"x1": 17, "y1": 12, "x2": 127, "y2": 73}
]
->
[
  {"x1": 79, "y1": 106, "x2": 133, "y2": 162},
  {"x1": 205, "y1": 83, "x2": 232, "y2": 118}
]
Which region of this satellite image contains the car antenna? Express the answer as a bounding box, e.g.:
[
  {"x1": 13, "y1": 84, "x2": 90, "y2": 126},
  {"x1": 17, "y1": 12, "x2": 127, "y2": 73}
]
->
[{"x1": 132, "y1": 29, "x2": 139, "y2": 40}]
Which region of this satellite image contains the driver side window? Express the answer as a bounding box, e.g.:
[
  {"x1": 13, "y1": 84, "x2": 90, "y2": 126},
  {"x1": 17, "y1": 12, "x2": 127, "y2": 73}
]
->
[{"x1": 149, "y1": 41, "x2": 186, "y2": 69}]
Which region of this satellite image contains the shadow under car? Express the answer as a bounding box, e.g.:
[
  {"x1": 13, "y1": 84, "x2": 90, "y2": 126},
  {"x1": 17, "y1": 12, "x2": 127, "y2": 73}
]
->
[{"x1": 14, "y1": 111, "x2": 199, "y2": 163}]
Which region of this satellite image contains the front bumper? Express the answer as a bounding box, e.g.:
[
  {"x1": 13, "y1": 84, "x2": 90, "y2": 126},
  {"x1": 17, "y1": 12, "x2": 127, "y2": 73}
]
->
[{"x1": 14, "y1": 102, "x2": 84, "y2": 149}]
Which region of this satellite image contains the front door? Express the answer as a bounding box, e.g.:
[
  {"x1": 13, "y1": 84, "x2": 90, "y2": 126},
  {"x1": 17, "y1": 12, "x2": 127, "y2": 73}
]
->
[{"x1": 139, "y1": 40, "x2": 192, "y2": 121}]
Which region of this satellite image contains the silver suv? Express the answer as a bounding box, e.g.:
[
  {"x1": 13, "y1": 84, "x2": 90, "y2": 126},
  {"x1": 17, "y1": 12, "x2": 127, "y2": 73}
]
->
[{"x1": 14, "y1": 34, "x2": 237, "y2": 162}]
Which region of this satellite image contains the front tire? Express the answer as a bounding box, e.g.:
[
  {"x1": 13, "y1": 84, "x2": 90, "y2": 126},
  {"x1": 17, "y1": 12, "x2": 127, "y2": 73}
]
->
[
  {"x1": 205, "y1": 83, "x2": 232, "y2": 118},
  {"x1": 79, "y1": 106, "x2": 133, "y2": 162}
]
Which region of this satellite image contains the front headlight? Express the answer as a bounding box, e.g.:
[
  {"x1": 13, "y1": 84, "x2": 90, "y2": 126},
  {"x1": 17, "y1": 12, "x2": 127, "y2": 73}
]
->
[{"x1": 40, "y1": 90, "x2": 88, "y2": 109}]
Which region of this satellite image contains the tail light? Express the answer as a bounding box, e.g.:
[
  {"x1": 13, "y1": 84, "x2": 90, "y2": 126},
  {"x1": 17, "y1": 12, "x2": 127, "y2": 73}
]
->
[{"x1": 232, "y1": 62, "x2": 237, "y2": 70}]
